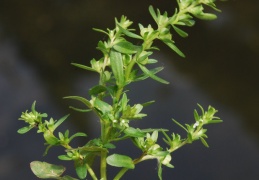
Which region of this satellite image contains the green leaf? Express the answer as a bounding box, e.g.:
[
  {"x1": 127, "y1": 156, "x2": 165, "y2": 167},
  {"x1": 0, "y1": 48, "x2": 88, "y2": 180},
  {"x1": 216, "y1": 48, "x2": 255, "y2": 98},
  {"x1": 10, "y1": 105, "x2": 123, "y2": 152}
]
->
[
  {"x1": 133, "y1": 67, "x2": 164, "y2": 82},
  {"x1": 63, "y1": 96, "x2": 92, "y2": 109},
  {"x1": 92, "y1": 28, "x2": 109, "y2": 36},
  {"x1": 53, "y1": 114, "x2": 70, "y2": 131},
  {"x1": 157, "y1": 162, "x2": 163, "y2": 180},
  {"x1": 89, "y1": 85, "x2": 107, "y2": 96},
  {"x1": 69, "y1": 132, "x2": 87, "y2": 142},
  {"x1": 137, "y1": 63, "x2": 169, "y2": 84},
  {"x1": 106, "y1": 154, "x2": 135, "y2": 169},
  {"x1": 68, "y1": 106, "x2": 92, "y2": 113},
  {"x1": 71, "y1": 63, "x2": 97, "y2": 72},
  {"x1": 93, "y1": 97, "x2": 112, "y2": 114},
  {"x1": 75, "y1": 160, "x2": 87, "y2": 179},
  {"x1": 113, "y1": 41, "x2": 140, "y2": 54},
  {"x1": 161, "y1": 38, "x2": 185, "y2": 57},
  {"x1": 149, "y1": 5, "x2": 157, "y2": 22},
  {"x1": 194, "y1": 109, "x2": 200, "y2": 121},
  {"x1": 17, "y1": 126, "x2": 33, "y2": 134},
  {"x1": 172, "y1": 119, "x2": 188, "y2": 132},
  {"x1": 207, "y1": 119, "x2": 223, "y2": 124},
  {"x1": 31, "y1": 101, "x2": 37, "y2": 113},
  {"x1": 30, "y1": 161, "x2": 65, "y2": 179},
  {"x1": 103, "y1": 142, "x2": 116, "y2": 149},
  {"x1": 110, "y1": 49, "x2": 125, "y2": 86},
  {"x1": 194, "y1": 13, "x2": 217, "y2": 20},
  {"x1": 137, "y1": 51, "x2": 153, "y2": 64},
  {"x1": 124, "y1": 127, "x2": 146, "y2": 137},
  {"x1": 58, "y1": 155, "x2": 73, "y2": 161},
  {"x1": 200, "y1": 137, "x2": 209, "y2": 147},
  {"x1": 117, "y1": 24, "x2": 143, "y2": 39},
  {"x1": 142, "y1": 100, "x2": 155, "y2": 107},
  {"x1": 172, "y1": 25, "x2": 188, "y2": 37}
]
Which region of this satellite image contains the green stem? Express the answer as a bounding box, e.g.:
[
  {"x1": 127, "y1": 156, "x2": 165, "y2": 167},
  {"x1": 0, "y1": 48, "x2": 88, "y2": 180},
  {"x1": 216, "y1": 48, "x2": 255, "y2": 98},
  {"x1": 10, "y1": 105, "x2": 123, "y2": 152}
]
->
[
  {"x1": 100, "y1": 150, "x2": 108, "y2": 180},
  {"x1": 100, "y1": 119, "x2": 112, "y2": 180},
  {"x1": 113, "y1": 168, "x2": 128, "y2": 180},
  {"x1": 86, "y1": 163, "x2": 98, "y2": 180}
]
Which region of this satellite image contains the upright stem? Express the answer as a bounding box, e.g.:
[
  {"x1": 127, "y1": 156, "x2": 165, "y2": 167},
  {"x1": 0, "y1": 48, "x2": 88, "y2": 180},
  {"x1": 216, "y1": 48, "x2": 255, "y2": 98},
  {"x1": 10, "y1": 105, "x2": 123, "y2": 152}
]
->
[
  {"x1": 100, "y1": 120, "x2": 109, "y2": 180},
  {"x1": 100, "y1": 150, "x2": 108, "y2": 180}
]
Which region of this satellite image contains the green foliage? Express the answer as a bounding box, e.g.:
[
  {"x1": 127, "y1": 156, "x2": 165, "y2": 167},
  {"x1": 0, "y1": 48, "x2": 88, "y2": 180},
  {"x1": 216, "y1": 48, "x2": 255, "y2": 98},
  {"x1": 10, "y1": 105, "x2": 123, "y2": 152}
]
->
[{"x1": 18, "y1": 0, "x2": 224, "y2": 179}]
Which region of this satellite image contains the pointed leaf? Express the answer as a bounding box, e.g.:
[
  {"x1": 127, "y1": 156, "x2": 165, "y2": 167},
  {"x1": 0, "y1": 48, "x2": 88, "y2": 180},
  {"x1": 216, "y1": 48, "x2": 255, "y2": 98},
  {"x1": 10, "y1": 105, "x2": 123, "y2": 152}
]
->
[
  {"x1": 63, "y1": 96, "x2": 92, "y2": 109},
  {"x1": 161, "y1": 39, "x2": 185, "y2": 57},
  {"x1": 93, "y1": 97, "x2": 112, "y2": 114},
  {"x1": 30, "y1": 161, "x2": 65, "y2": 179},
  {"x1": 117, "y1": 24, "x2": 142, "y2": 39},
  {"x1": 107, "y1": 154, "x2": 135, "y2": 169},
  {"x1": 149, "y1": 5, "x2": 157, "y2": 22},
  {"x1": 89, "y1": 85, "x2": 107, "y2": 96},
  {"x1": 172, "y1": 25, "x2": 188, "y2": 37},
  {"x1": 200, "y1": 137, "x2": 209, "y2": 148},
  {"x1": 137, "y1": 63, "x2": 169, "y2": 84},
  {"x1": 31, "y1": 101, "x2": 37, "y2": 113},
  {"x1": 71, "y1": 63, "x2": 97, "y2": 72},
  {"x1": 53, "y1": 114, "x2": 69, "y2": 131},
  {"x1": 110, "y1": 49, "x2": 125, "y2": 86},
  {"x1": 17, "y1": 126, "x2": 33, "y2": 134},
  {"x1": 113, "y1": 41, "x2": 140, "y2": 54},
  {"x1": 124, "y1": 127, "x2": 145, "y2": 137},
  {"x1": 134, "y1": 67, "x2": 164, "y2": 82},
  {"x1": 68, "y1": 106, "x2": 92, "y2": 113},
  {"x1": 69, "y1": 132, "x2": 87, "y2": 142}
]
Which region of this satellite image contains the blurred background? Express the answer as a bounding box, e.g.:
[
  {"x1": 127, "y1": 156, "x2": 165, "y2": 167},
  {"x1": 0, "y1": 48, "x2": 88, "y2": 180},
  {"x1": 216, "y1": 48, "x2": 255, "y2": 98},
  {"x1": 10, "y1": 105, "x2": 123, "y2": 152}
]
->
[{"x1": 1, "y1": 0, "x2": 259, "y2": 179}]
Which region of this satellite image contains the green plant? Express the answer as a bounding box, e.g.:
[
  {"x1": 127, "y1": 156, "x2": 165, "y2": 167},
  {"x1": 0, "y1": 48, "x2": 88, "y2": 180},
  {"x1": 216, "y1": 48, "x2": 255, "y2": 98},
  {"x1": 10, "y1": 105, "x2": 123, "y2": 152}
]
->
[{"x1": 18, "y1": 0, "x2": 224, "y2": 179}]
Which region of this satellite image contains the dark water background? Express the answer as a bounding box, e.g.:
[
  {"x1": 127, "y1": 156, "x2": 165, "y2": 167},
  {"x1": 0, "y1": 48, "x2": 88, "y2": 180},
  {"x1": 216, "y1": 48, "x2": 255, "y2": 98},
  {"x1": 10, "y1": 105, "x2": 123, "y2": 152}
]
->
[{"x1": 1, "y1": 0, "x2": 259, "y2": 179}]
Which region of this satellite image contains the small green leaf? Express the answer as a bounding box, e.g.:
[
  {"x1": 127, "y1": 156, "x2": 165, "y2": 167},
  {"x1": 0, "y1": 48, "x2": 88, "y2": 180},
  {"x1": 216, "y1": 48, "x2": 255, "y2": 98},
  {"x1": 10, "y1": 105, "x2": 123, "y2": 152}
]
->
[
  {"x1": 194, "y1": 109, "x2": 199, "y2": 121},
  {"x1": 207, "y1": 119, "x2": 223, "y2": 124},
  {"x1": 58, "y1": 155, "x2": 73, "y2": 161},
  {"x1": 31, "y1": 101, "x2": 37, "y2": 113},
  {"x1": 17, "y1": 126, "x2": 33, "y2": 134},
  {"x1": 53, "y1": 114, "x2": 70, "y2": 131},
  {"x1": 30, "y1": 161, "x2": 65, "y2": 179},
  {"x1": 75, "y1": 160, "x2": 87, "y2": 179},
  {"x1": 137, "y1": 63, "x2": 169, "y2": 84},
  {"x1": 92, "y1": 28, "x2": 109, "y2": 36},
  {"x1": 161, "y1": 39, "x2": 185, "y2": 57},
  {"x1": 142, "y1": 100, "x2": 155, "y2": 107},
  {"x1": 113, "y1": 41, "x2": 140, "y2": 54},
  {"x1": 194, "y1": 13, "x2": 217, "y2": 20},
  {"x1": 200, "y1": 137, "x2": 209, "y2": 147},
  {"x1": 149, "y1": 5, "x2": 157, "y2": 22},
  {"x1": 107, "y1": 154, "x2": 135, "y2": 169},
  {"x1": 172, "y1": 25, "x2": 188, "y2": 37},
  {"x1": 117, "y1": 24, "x2": 143, "y2": 39},
  {"x1": 71, "y1": 63, "x2": 97, "y2": 72},
  {"x1": 124, "y1": 127, "x2": 145, "y2": 137},
  {"x1": 43, "y1": 130, "x2": 59, "y2": 145},
  {"x1": 110, "y1": 49, "x2": 125, "y2": 86},
  {"x1": 133, "y1": 67, "x2": 164, "y2": 82},
  {"x1": 63, "y1": 96, "x2": 92, "y2": 109},
  {"x1": 172, "y1": 119, "x2": 188, "y2": 132},
  {"x1": 89, "y1": 85, "x2": 107, "y2": 96},
  {"x1": 157, "y1": 162, "x2": 163, "y2": 180},
  {"x1": 68, "y1": 106, "x2": 92, "y2": 113},
  {"x1": 93, "y1": 97, "x2": 112, "y2": 114},
  {"x1": 69, "y1": 132, "x2": 87, "y2": 142},
  {"x1": 103, "y1": 142, "x2": 116, "y2": 149}
]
